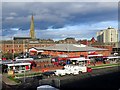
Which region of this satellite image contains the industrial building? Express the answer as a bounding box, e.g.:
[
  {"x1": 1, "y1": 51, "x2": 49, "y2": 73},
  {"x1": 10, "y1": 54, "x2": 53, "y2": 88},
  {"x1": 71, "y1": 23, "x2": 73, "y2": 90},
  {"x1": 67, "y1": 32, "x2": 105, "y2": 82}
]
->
[{"x1": 29, "y1": 44, "x2": 110, "y2": 57}]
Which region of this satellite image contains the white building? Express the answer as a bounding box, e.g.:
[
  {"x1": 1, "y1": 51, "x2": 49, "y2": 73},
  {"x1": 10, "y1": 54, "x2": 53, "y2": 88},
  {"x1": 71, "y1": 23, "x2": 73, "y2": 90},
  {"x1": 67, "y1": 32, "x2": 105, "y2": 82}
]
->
[{"x1": 97, "y1": 27, "x2": 119, "y2": 43}]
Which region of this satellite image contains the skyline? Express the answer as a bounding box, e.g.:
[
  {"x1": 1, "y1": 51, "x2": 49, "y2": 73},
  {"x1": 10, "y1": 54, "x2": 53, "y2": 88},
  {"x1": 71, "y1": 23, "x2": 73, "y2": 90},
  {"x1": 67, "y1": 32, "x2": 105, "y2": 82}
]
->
[{"x1": 2, "y1": 2, "x2": 118, "y2": 40}]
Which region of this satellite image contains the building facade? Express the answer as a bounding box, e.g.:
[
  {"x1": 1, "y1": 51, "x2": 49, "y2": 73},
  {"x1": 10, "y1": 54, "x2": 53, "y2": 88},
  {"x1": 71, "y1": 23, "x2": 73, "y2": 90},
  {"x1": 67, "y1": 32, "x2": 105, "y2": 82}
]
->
[
  {"x1": 97, "y1": 27, "x2": 119, "y2": 43},
  {"x1": 1, "y1": 39, "x2": 55, "y2": 54},
  {"x1": 29, "y1": 44, "x2": 111, "y2": 57},
  {"x1": 77, "y1": 37, "x2": 96, "y2": 45}
]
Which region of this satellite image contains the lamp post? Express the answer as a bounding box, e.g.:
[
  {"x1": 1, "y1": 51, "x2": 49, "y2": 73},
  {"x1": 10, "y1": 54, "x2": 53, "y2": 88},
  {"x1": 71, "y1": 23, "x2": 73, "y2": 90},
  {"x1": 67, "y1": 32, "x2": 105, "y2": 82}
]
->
[
  {"x1": 11, "y1": 36, "x2": 15, "y2": 77},
  {"x1": 12, "y1": 37, "x2": 14, "y2": 61},
  {"x1": 24, "y1": 70, "x2": 25, "y2": 82},
  {"x1": 23, "y1": 40, "x2": 25, "y2": 53},
  {"x1": 67, "y1": 40, "x2": 69, "y2": 57}
]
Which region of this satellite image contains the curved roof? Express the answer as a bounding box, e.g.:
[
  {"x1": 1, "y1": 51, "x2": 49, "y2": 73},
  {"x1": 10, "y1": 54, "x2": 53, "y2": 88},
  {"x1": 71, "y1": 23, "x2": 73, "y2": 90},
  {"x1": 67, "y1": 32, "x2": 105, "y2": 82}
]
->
[{"x1": 34, "y1": 44, "x2": 108, "y2": 52}]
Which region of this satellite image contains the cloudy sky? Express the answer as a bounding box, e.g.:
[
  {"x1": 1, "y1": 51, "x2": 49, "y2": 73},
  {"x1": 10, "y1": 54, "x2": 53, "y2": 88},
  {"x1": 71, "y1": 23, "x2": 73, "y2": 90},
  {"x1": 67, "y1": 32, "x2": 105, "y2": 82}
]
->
[{"x1": 2, "y1": 2, "x2": 118, "y2": 40}]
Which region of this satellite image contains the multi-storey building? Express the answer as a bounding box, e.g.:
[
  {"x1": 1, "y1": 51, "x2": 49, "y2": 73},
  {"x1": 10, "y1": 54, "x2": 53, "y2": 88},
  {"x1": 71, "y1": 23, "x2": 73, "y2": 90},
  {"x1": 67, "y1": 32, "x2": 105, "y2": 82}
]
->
[{"x1": 97, "y1": 27, "x2": 119, "y2": 43}]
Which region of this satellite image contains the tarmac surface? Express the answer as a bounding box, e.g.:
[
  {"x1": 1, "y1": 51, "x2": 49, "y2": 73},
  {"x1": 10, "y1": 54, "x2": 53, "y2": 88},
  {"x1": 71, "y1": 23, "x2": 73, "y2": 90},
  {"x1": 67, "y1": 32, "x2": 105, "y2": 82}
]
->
[
  {"x1": 2, "y1": 66, "x2": 120, "y2": 90},
  {"x1": 60, "y1": 69, "x2": 120, "y2": 90}
]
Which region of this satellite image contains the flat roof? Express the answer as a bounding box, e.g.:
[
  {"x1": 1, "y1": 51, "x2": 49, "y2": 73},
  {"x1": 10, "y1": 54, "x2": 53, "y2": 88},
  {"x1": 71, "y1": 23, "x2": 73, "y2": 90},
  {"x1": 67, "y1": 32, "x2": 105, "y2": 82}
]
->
[
  {"x1": 6, "y1": 62, "x2": 31, "y2": 66},
  {"x1": 106, "y1": 56, "x2": 120, "y2": 59},
  {"x1": 16, "y1": 58, "x2": 33, "y2": 61},
  {"x1": 69, "y1": 57, "x2": 90, "y2": 61},
  {"x1": 88, "y1": 54, "x2": 103, "y2": 57}
]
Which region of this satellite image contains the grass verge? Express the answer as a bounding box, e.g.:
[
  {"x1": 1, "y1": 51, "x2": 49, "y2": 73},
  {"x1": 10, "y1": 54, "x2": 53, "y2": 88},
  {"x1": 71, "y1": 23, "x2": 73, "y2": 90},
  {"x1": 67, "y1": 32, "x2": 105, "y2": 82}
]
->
[
  {"x1": 90, "y1": 63, "x2": 119, "y2": 69},
  {"x1": 7, "y1": 76, "x2": 21, "y2": 83},
  {"x1": 15, "y1": 72, "x2": 42, "y2": 78}
]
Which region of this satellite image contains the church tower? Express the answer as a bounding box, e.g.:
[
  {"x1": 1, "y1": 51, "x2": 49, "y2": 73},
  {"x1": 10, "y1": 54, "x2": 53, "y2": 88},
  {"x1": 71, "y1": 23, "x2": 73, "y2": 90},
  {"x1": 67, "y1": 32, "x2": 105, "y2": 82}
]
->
[{"x1": 30, "y1": 15, "x2": 35, "y2": 39}]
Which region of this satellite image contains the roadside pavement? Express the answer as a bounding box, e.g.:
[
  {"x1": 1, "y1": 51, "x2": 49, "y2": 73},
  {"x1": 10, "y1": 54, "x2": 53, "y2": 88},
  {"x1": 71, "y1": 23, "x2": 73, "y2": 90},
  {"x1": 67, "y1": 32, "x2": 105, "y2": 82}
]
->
[{"x1": 2, "y1": 73, "x2": 19, "y2": 85}]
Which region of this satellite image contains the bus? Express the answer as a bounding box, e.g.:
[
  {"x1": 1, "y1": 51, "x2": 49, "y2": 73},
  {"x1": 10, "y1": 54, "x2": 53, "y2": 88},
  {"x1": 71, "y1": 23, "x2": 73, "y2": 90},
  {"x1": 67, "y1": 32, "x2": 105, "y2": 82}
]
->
[
  {"x1": 51, "y1": 56, "x2": 80, "y2": 66},
  {"x1": 104, "y1": 56, "x2": 120, "y2": 64},
  {"x1": 3, "y1": 62, "x2": 31, "y2": 74},
  {"x1": 69, "y1": 57, "x2": 90, "y2": 66}
]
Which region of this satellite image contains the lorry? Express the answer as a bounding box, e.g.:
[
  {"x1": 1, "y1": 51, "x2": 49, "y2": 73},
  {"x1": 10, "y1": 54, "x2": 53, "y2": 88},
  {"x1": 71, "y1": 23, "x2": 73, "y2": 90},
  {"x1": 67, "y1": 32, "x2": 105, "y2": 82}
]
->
[
  {"x1": 55, "y1": 64, "x2": 92, "y2": 76},
  {"x1": 54, "y1": 57, "x2": 92, "y2": 76}
]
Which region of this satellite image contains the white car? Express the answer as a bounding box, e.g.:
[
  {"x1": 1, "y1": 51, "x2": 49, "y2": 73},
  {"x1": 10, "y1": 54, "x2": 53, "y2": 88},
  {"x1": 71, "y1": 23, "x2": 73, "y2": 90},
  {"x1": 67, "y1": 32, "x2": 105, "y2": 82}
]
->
[{"x1": 55, "y1": 69, "x2": 66, "y2": 76}]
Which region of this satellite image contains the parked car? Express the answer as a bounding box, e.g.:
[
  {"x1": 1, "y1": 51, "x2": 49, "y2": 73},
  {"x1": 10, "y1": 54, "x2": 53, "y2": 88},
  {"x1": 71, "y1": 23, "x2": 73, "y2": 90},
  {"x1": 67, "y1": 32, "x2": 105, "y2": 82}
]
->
[{"x1": 42, "y1": 71, "x2": 55, "y2": 78}]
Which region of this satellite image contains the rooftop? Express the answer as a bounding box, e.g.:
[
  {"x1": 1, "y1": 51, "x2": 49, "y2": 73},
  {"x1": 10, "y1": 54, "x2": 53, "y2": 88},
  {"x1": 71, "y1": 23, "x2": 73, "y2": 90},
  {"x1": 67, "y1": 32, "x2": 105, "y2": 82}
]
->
[{"x1": 34, "y1": 44, "x2": 108, "y2": 52}]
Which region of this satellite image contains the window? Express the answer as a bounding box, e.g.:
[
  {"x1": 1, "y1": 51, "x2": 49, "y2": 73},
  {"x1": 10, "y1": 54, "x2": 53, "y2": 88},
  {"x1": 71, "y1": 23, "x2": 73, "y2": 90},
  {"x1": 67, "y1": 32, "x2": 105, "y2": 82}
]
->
[
  {"x1": 25, "y1": 45, "x2": 27, "y2": 47},
  {"x1": 6, "y1": 45, "x2": 9, "y2": 47},
  {"x1": 16, "y1": 45, "x2": 21, "y2": 47}
]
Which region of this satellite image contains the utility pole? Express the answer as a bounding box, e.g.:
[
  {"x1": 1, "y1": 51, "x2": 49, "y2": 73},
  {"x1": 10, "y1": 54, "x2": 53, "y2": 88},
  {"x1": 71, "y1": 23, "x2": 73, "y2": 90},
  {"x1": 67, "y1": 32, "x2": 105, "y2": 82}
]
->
[
  {"x1": 67, "y1": 40, "x2": 69, "y2": 57},
  {"x1": 23, "y1": 40, "x2": 25, "y2": 53},
  {"x1": 12, "y1": 37, "x2": 14, "y2": 60},
  {"x1": 24, "y1": 70, "x2": 26, "y2": 82},
  {"x1": 12, "y1": 36, "x2": 15, "y2": 77}
]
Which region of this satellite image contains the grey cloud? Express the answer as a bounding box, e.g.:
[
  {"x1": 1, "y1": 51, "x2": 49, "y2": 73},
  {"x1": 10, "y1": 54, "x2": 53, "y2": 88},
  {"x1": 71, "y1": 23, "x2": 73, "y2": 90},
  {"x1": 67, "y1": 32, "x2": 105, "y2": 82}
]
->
[
  {"x1": 2, "y1": 2, "x2": 118, "y2": 29},
  {"x1": 2, "y1": 2, "x2": 118, "y2": 40}
]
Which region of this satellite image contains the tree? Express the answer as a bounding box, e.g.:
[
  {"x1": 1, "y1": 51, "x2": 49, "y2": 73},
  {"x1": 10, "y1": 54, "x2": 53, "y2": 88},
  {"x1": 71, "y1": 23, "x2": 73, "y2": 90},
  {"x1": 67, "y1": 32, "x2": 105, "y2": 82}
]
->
[
  {"x1": 2, "y1": 53, "x2": 13, "y2": 60},
  {"x1": 2, "y1": 53, "x2": 19, "y2": 60},
  {"x1": 14, "y1": 53, "x2": 19, "y2": 58}
]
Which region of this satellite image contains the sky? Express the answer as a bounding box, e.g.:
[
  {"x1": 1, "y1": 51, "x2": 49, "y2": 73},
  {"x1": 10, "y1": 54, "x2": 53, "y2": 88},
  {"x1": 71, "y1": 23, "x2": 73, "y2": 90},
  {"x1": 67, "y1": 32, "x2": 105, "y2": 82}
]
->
[{"x1": 2, "y1": 2, "x2": 119, "y2": 41}]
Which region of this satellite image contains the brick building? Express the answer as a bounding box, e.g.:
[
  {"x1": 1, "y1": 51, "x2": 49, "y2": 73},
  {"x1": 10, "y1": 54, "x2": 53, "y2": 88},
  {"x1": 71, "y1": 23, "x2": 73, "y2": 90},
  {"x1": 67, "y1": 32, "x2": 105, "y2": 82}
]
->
[
  {"x1": 29, "y1": 44, "x2": 111, "y2": 57},
  {"x1": 91, "y1": 42, "x2": 114, "y2": 54},
  {"x1": 1, "y1": 39, "x2": 55, "y2": 54},
  {"x1": 77, "y1": 37, "x2": 96, "y2": 45}
]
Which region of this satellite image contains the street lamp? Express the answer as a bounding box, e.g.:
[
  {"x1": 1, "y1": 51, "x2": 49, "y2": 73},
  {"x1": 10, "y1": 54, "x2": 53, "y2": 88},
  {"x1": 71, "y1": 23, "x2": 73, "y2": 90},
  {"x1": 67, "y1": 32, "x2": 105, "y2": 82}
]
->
[
  {"x1": 67, "y1": 40, "x2": 69, "y2": 56},
  {"x1": 24, "y1": 70, "x2": 26, "y2": 82},
  {"x1": 11, "y1": 36, "x2": 14, "y2": 61}
]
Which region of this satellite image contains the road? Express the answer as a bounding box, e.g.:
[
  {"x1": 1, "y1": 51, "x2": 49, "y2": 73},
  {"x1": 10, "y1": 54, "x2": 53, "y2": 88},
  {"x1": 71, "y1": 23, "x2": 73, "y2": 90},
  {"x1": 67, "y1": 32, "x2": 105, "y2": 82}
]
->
[
  {"x1": 60, "y1": 66, "x2": 120, "y2": 89},
  {"x1": 60, "y1": 70, "x2": 120, "y2": 90}
]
